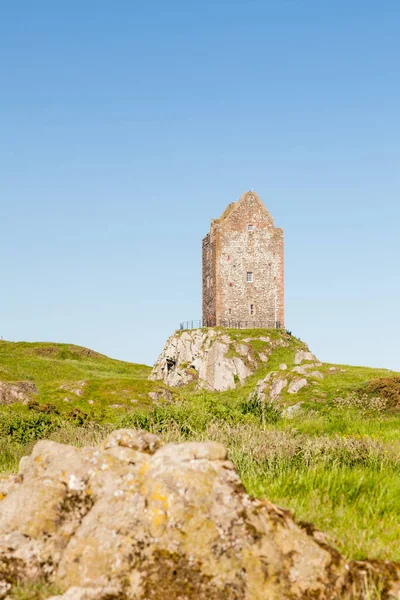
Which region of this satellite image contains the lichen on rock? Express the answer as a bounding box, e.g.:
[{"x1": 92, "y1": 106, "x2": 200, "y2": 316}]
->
[{"x1": 0, "y1": 429, "x2": 398, "y2": 599}]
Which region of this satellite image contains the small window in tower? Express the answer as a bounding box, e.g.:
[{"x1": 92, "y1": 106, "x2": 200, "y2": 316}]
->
[
  {"x1": 246, "y1": 272, "x2": 253, "y2": 283},
  {"x1": 248, "y1": 224, "x2": 254, "y2": 231},
  {"x1": 250, "y1": 304, "x2": 255, "y2": 316}
]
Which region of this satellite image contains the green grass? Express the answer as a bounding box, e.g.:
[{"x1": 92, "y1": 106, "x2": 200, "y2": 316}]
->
[
  {"x1": 254, "y1": 465, "x2": 400, "y2": 561},
  {"x1": 0, "y1": 340, "x2": 173, "y2": 420},
  {"x1": 1, "y1": 332, "x2": 400, "y2": 565},
  {"x1": 116, "y1": 401, "x2": 400, "y2": 561},
  {"x1": 8, "y1": 580, "x2": 61, "y2": 599},
  {"x1": 0, "y1": 340, "x2": 150, "y2": 383}
]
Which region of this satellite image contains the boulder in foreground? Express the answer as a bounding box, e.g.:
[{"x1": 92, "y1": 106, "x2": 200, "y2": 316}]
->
[{"x1": 0, "y1": 429, "x2": 399, "y2": 599}]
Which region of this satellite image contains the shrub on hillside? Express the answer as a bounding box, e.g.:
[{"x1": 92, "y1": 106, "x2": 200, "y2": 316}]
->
[
  {"x1": 363, "y1": 376, "x2": 400, "y2": 408},
  {"x1": 335, "y1": 377, "x2": 400, "y2": 412},
  {"x1": 0, "y1": 412, "x2": 60, "y2": 444},
  {"x1": 240, "y1": 393, "x2": 281, "y2": 424},
  {"x1": 333, "y1": 392, "x2": 389, "y2": 413},
  {"x1": 67, "y1": 408, "x2": 89, "y2": 425},
  {"x1": 27, "y1": 400, "x2": 60, "y2": 415},
  {"x1": 119, "y1": 399, "x2": 235, "y2": 437},
  {"x1": 118, "y1": 394, "x2": 276, "y2": 439}
]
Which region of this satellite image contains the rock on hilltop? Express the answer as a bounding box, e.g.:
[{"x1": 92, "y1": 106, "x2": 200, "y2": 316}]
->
[
  {"x1": 150, "y1": 328, "x2": 298, "y2": 391},
  {"x1": 1, "y1": 428, "x2": 398, "y2": 599}
]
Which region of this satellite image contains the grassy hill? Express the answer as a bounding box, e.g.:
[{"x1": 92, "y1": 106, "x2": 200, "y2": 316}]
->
[
  {"x1": 1, "y1": 332, "x2": 400, "y2": 570},
  {"x1": 0, "y1": 339, "x2": 174, "y2": 472},
  {"x1": 0, "y1": 339, "x2": 172, "y2": 415},
  {"x1": 0, "y1": 339, "x2": 151, "y2": 386}
]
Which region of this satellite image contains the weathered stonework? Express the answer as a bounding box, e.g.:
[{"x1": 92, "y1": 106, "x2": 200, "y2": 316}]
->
[{"x1": 202, "y1": 191, "x2": 284, "y2": 328}]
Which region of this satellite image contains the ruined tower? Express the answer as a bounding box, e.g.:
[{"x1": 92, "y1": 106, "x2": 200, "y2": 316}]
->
[{"x1": 202, "y1": 191, "x2": 284, "y2": 328}]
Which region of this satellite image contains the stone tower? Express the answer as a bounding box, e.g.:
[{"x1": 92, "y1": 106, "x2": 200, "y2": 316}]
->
[{"x1": 202, "y1": 191, "x2": 284, "y2": 328}]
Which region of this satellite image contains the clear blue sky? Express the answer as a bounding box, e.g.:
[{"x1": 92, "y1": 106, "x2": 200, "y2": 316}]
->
[{"x1": 1, "y1": 0, "x2": 399, "y2": 369}]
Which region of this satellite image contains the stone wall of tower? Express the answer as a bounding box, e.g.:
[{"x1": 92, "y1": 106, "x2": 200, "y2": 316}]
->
[
  {"x1": 202, "y1": 192, "x2": 284, "y2": 328},
  {"x1": 202, "y1": 232, "x2": 217, "y2": 325},
  {"x1": 217, "y1": 225, "x2": 284, "y2": 327}
]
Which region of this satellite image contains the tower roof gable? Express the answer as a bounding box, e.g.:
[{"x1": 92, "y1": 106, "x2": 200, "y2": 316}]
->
[{"x1": 215, "y1": 191, "x2": 274, "y2": 227}]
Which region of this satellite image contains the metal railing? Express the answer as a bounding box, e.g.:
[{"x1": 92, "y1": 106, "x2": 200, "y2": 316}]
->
[{"x1": 179, "y1": 319, "x2": 283, "y2": 331}]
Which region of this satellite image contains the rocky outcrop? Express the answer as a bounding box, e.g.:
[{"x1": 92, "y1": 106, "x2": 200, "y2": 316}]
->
[
  {"x1": 0, "y1": 380, "x2": 38, "y2": 405},
  {"x1": 1, "y1": 429, "x2": 398, "y2": 599},
  {"x1": 150, "y1": 329, "x2": 289, "y2": 391},
  {"x1": 294, "y1": 350, "x2": 318, "y2": 364},
  {"x1": 288, "y1": 377, "x2": 308, "y2": 394},
  {"x1": 252, "y1": 371, "x2": 287, "y2": 404},
  {"x1": 251, "y1": 350, "x2": 324, "y2": 408},
  {"x1": 282, "y1": 402, "x2": 303, "y2": 419},
  {"x1": 59, "y1": 381, "x2": 87, "y2": 396},
  {"x1": 150, "y1": 329, "x2": 251, "y2": 391}
]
